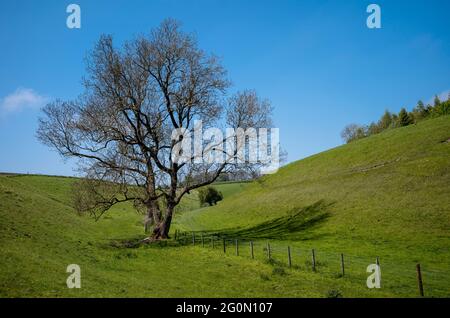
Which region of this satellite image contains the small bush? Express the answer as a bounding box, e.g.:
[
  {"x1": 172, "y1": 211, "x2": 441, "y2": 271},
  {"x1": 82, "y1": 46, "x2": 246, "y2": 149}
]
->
[{"x1": 198, "y1": 187, "x2": 223, "y2": 206}]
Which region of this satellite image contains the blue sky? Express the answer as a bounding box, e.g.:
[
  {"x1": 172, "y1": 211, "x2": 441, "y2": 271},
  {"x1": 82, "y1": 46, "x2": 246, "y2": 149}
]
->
[{"x1": 0, "y1": 0, "x2": 449, "y2": 176}]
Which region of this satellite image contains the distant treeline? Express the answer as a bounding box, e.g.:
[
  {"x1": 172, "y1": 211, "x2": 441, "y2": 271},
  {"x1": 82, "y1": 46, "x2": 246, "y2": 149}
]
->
[{"x1": 341, "y1": 94, "x2": 450, "y2": 143}]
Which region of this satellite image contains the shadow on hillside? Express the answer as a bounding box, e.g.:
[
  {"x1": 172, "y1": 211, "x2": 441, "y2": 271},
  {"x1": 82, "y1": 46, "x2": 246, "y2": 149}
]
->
[
  {"x1": 206, "y1": 200, "x2": 332, "y2": 241},
  {"x1": 103, "y1": 200, "x2": 332, "y2": 249}
]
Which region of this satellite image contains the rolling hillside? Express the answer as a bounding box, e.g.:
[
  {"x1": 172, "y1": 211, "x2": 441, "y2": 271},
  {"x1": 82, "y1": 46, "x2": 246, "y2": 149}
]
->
[
  {"x1": 174, "y1": 115, "x2": 450, "y2": 296},
  {"x1": 1, "y1": 116, "x2": 449, "y2": 297},
  {"x1": 176, "y1": 116, "x2": 450, "y2": 247},
  {"x1": 0, "y1": 174, "x2": 394, "y2": 297}
]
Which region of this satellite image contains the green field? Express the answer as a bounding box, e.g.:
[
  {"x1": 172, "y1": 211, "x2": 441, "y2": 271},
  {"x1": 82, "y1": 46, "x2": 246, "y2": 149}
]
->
[{"x1": 1, "y1": 116, "x2": 449, "y2": 297}]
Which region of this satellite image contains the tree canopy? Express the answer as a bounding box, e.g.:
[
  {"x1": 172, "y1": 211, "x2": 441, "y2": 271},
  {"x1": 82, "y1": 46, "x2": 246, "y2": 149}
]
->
[{"x1": 37, "y1": 19, "x2": 275, "y2": 239}]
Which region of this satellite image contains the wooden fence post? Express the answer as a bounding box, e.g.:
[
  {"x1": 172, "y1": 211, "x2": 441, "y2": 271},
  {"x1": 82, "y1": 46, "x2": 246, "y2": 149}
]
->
[
  {"x1": 340, "y1": 253, "x2": 345, "y2": 277},
  {"x1": 235, "y1": 239, "x2": 239, "y2": 256},
  {"x1": 223, "y1": 238, "x2": 226, "y2": 253},
  {"x1": 192, "y1": 232, "x2": 195, "y2": 245},
  {"x1": 287, "y1": 246, "x2": 292, "y2": 267},
  {"x1": 312, "y1": 249, "x2": 316, "y2": 272},
  {"x1": 416, "y1": 263, "x2": 424, "y2": 297},
  {"x1": 250, "y1": 241, "x2": 254, "y2": 259},
  {"x1": 201, "y1": 233, "x2": 204, "y2": 247}
]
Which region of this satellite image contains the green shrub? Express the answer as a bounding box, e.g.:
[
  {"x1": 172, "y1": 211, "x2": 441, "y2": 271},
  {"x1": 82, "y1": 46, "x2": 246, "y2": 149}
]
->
[
  {"x1": 198, "y1": 186, "x2": 223, "y2": 206},
  {"x1": 397, "y1": 108, "x2": 413, "y2": 127}
]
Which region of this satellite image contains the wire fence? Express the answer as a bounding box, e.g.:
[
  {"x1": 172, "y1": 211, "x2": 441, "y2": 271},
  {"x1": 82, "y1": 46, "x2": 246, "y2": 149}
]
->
[{"x1": 174, "y1": 230, "x2": 449, "y2": 297}]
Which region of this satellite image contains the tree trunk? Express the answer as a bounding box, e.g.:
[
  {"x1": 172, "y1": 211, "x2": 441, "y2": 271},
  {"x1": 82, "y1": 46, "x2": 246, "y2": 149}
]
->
[
  {"x1": 144, "y1": 200, "x2": 162, "y2": 233},
  {"x1": 151, "y1": 206, "x2": 174, "y2": 240},
  {"x1": 144, "y1": 214, "x2": 153, "y2": 233}
]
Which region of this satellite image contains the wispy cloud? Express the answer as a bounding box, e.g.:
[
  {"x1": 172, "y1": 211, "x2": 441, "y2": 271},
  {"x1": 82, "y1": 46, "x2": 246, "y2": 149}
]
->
[
  {"x1": 425, "y1": 89, "x2": 450, "y2": 105},
  {"x1": 436, "y1": 90, "x2": 450, "y2": 102},
  {"x1": 0, "y1": 88, "x2": 49, "y2": 116}
]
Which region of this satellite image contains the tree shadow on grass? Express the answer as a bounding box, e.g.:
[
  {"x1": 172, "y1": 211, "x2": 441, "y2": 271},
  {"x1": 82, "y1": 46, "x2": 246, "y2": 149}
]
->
[
  {"x1": 205, "y1": 200, "x2": 333, "y2": 241},
  {"x1": 105, "y1": 200, "x2": 332, "y2": 248},
  {"x1": 106, "y1": 236, "x2": 182, "y2": 249}
]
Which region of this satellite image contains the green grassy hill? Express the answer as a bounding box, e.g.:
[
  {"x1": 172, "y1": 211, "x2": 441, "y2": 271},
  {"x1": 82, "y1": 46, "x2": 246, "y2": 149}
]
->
[
  {"x1": 0, "y1": 175, "x2": 390, "y2": 298},
  {"x1": 174, "y1": 181, "x2": 249, "y2": 213},
  {"x1": 177, "y1": 116, "x2": 450, "y2": 243},
  {"x1": 175, "y1": 115, "x2": 450, "y2": 296},
  {"x1": 1, "y1": 116, "x2": 449, "y2": 297}
]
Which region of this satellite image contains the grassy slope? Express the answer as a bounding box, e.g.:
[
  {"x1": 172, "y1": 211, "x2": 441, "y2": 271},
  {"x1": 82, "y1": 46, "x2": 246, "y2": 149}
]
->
[
  {"x1": 0, "y1": 116, "x2": 449, "y2": 297},
  {"x1": 177, "y1": 116, "x2": 450, "y2": 242},
  {"x1": 176, "y1": 116, "x2": 450, "y2": 296},
  {"x1": 1, "y1": 175, "x2": 387, "y2": 297},
  {"x1": 174, "y1": 182, "x2": 249, "y2": 214}
]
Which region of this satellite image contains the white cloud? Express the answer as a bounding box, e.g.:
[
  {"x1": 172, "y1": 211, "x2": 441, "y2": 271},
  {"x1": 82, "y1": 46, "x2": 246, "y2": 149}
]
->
[
  {"x1": 427, "y1": 90, "x2": 450, "y2": 105},
  {"x1": 437, "y1": 90, "x2": 450, "y2": 102},
  {"x1": 0, "y1": 88, "x2": 49, "y2": 115}
]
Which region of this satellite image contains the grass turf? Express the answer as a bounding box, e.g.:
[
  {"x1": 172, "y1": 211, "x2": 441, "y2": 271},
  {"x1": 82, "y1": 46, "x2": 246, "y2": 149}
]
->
[{"x1": 1, "y1": 116, "x2": 449, "y2": 297}]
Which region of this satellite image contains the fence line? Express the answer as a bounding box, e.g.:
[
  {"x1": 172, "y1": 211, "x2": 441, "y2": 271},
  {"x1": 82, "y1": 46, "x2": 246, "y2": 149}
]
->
[{"x1": 173, "y1": 230, "x2": 449, "y2": 297}]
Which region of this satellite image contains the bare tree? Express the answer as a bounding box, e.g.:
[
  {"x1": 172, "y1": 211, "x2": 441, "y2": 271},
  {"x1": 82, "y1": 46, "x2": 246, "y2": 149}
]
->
[
  {"x1": 37, "y1": 19, "x2": 274, "y2": 240},
  {"x1": 340, "y1": 123, "x2": 367, "y2": 144}
]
